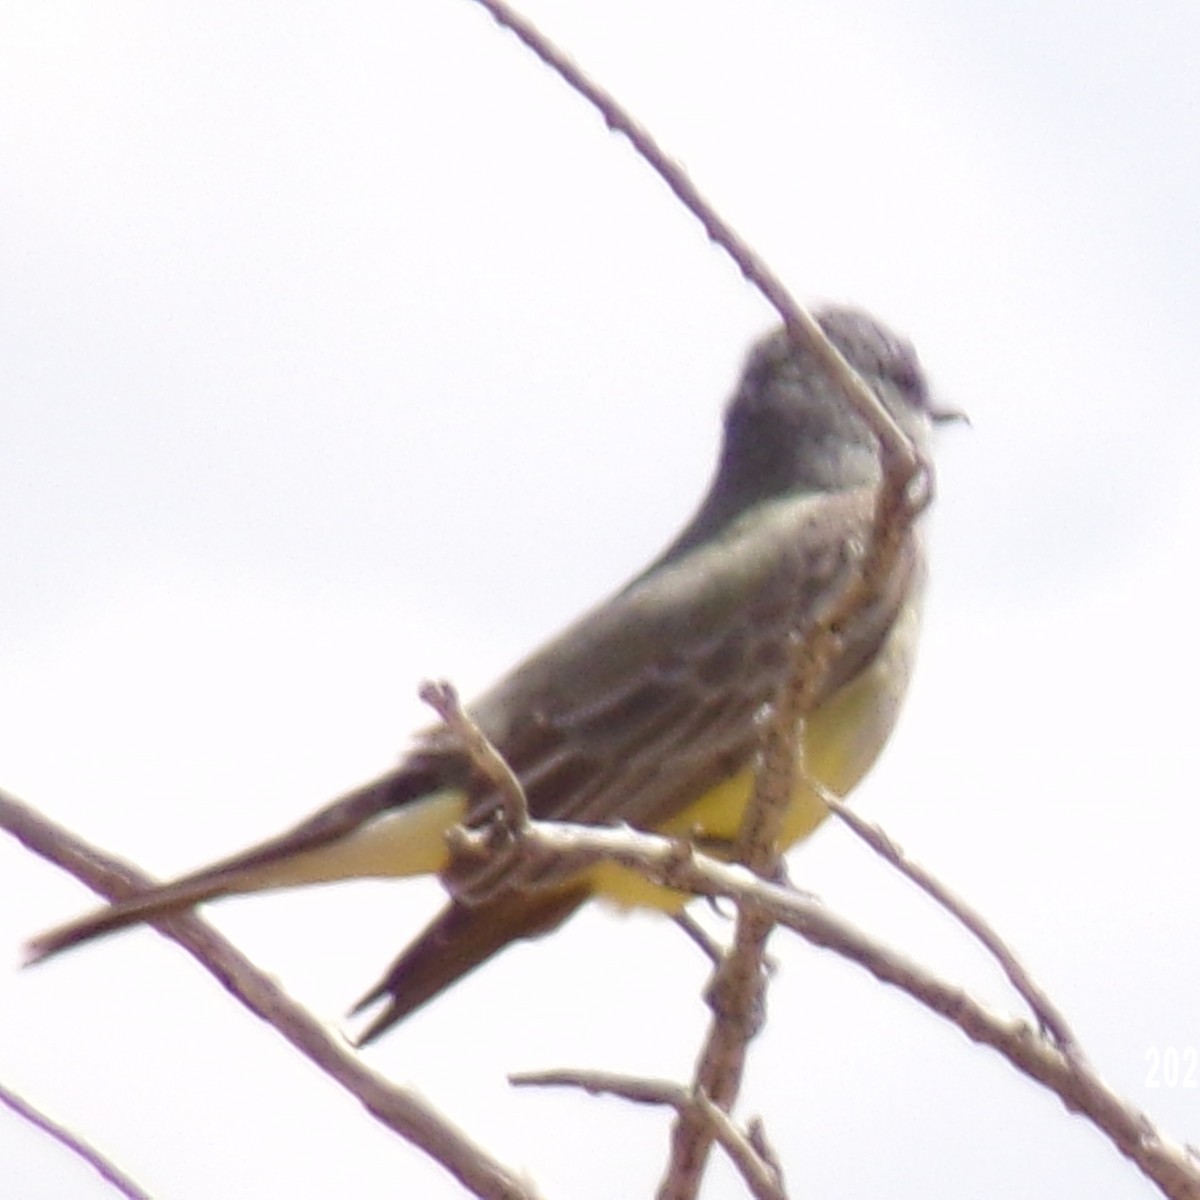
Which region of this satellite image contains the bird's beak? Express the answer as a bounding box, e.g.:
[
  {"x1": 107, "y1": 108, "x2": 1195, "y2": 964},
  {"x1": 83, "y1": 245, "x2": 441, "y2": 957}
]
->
[{"x1": 930, "y1": 401, "x2": 971, "y2": 427}]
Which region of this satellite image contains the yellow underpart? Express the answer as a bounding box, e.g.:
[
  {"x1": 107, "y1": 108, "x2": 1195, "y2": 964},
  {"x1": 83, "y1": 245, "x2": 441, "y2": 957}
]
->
[
  {"x1": 248, "y1": 791, "x2": 467, "y2": 889},
  {"x1": 587, "y1": 612, "x2": 911, "y2": 910}
]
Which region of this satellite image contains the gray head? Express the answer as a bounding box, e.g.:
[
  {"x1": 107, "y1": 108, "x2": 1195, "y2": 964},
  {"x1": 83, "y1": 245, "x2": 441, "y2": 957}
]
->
[
  {"x1": 718, "y1": 306, "x2": 938, "y2": 502},
  {"x1": 652, "y1": 306, "x2": 941, "y2": 568}
]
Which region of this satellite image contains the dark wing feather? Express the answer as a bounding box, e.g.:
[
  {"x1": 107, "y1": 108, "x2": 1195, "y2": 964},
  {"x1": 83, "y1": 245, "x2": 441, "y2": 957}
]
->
[{"x1": 449, "y1": 484, "x2": 909, "y2": 839}]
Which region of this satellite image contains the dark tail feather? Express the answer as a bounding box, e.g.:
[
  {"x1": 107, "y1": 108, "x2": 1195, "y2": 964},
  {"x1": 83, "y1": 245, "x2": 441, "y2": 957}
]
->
[
  {"x1": 25, "y1": 874, "x2": 240, "y2": 963},
  {"x1": 351, "y1": 884, "x2": 591, "y2": 1043}
]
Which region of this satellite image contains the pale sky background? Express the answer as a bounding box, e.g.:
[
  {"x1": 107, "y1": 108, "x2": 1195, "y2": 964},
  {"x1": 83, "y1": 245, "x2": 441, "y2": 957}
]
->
[{"x1": 2, "y1": 1, "x2": 1199, "y2": 1197}]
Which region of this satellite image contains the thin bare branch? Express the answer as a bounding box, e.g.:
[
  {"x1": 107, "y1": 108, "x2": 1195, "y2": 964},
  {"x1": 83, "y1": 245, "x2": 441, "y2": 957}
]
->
[
  {"x1": 661, "y1": 661, "x2": 807, "y2": 1194},
  {"x1": 511, "y1": 1069, "x2": 786, "y2": 1200},
  {"x1": 746, "y1": 1116, "x2": 785, "y2": 1187},
  {"x1": 421, "y1": 679, "x2": 529, "y2": 830},
  {"x1": 0, "y1": 1080, "x2": 152, "y2": 1200},
  {"x1": 0, "y1": 788, "x2": 540, "y2": 1200},
  {"x1": 823, "y1": 790, "x2": 1082, "y2": 1058},
  {"x1": 660, "y1": 903, "x2": 773, "y2": 1198},
  {"x1": 672, "y1": 910, "x2": 726, "y2": 967},
  {"x1": 467, "y1": 0, "x2": 795, "y2": 319},
  {"x1": 511, "y1": 1066, "x2": 683, "y2": 1107},
  {"x1": 688, "y1": 1090, "x2": 787, "y2": 1200},
  {"x1": 466, "y1": 0, "x2": 916, "y2": 476}
]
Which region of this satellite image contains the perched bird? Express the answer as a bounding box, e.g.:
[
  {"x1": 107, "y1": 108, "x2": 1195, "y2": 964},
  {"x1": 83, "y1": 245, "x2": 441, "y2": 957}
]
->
[{"x1": 28, "y1": 306, "x2": 947, "y2": 1043}]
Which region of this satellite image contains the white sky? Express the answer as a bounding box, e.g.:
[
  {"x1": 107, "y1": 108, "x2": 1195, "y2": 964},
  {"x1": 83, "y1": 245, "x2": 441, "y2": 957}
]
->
[{"x1": 2, "y1": 1, "x2": 1199, "y2": 1197}]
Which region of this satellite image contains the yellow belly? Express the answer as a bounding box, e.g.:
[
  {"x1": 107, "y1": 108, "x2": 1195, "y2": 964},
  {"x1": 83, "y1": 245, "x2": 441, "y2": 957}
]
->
[{"x1": 587, "y1": 596, "x2": 920, "y2": 910}]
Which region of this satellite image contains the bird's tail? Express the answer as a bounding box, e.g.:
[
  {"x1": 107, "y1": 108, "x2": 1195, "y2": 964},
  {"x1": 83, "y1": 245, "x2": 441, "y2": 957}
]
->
[
  {"x1": 26, "y1": 763, "x2": 453, "y2": 965},
  {"x1": 351, "y1": 882, "x2": 591, "y2": 1043},
  {"x1": 26, "y1": 869, "x2": 253, "y2": 962}
]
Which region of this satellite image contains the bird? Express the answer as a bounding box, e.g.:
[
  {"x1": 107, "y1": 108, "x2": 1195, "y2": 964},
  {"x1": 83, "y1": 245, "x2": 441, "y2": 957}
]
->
[{"x1": 27, "y1": 306, "x2": 948, "y2": 1044}]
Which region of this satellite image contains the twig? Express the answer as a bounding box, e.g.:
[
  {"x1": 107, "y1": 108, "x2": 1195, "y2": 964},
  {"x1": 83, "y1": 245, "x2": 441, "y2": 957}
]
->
[
  {"x1": 0, "y1": 1080, "x2": 153, "y2": 1200},
  {"x1": 660, "y1": 899, "x2": 773, "y2": 1198},
  {"x1": 660, "y1": 653, "x2": 811, "y2": 1195},
  {"x1": 672, "y1": 910, "x2": 726, "y2": 967},
  {"x1": 687, "y1": 1091, "x2": 785, "y2": 1200},
  {"x1": 511, "y1": 1069, "x2": 786, "y2": 1200},
  {"x1": 466, "y1": 0, "x2": 915, "y2": 475},
  {"x1": 746, "y1": 1117, "x2": 785, "y2": 1186},
  {"x1": 0, "y1": 788, "x2": 539, "y2": 1200},
  {"x1": 421, "y1": 680, "x2": 529, "y2": 830},
  {"x1": 822, "y1": 790, "x2": 1083, "y2": 1058}
]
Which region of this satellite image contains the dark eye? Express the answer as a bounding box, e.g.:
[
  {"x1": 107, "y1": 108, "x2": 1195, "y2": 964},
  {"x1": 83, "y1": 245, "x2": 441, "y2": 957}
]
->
[{"x1": 888, "y1": 352, "x2": 928, "y2": 409}]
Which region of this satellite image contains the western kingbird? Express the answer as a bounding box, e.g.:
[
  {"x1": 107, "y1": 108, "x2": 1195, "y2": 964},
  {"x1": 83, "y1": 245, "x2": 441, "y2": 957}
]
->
[{"x1": 28, "y1": 306, "x2": 944, "y2": 1043}]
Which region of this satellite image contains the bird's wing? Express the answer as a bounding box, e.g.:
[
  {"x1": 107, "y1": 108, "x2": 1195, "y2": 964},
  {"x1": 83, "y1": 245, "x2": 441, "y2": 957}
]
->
[{"x1": 457, "y1": 482, "x2": 913, "y2": 837}]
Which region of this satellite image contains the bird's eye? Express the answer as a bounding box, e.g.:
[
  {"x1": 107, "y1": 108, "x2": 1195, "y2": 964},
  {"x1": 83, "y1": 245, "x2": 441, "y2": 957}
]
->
[{"x1": 888, "y1": 354, "x2": 928, "y2": 408}]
